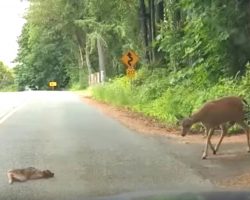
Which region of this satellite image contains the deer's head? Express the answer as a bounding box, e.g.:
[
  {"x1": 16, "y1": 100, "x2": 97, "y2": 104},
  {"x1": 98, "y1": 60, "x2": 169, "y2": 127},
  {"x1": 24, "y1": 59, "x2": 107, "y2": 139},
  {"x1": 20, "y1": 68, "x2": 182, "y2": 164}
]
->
[{"x1": 181, "y1": 118, "x2": 193, "y2": 136}]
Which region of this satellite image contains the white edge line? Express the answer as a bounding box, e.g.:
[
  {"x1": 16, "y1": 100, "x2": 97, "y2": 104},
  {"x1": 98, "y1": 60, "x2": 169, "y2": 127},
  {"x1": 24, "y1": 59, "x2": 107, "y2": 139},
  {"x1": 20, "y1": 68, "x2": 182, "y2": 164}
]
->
[
  {"x1": 0, "y1": 111, "x2": 10, "y2": 119},
  {"x1": 0, "y1": 103, "x2": 27, "y2": 124}
]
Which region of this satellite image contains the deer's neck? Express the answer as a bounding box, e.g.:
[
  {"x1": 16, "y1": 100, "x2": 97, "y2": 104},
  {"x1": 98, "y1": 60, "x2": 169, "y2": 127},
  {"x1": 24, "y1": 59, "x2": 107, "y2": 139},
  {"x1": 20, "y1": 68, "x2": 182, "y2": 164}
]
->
[{"x1": 190, "y1": 111, "x2": 202, "y2": 124}]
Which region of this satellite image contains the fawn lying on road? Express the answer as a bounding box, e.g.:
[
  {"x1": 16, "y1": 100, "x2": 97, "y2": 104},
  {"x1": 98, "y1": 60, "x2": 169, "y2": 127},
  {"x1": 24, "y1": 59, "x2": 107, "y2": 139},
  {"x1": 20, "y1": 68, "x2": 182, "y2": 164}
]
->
[{"x1": 7, "y1": 167, "x2": 54, "y2": 184}]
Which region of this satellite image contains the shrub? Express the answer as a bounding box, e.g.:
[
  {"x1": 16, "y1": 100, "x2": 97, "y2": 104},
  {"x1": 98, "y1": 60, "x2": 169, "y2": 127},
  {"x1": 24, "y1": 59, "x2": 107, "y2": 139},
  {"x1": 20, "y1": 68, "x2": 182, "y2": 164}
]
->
[{"x1": 91, "y1": 66, "x2": 250, "y2": 128}]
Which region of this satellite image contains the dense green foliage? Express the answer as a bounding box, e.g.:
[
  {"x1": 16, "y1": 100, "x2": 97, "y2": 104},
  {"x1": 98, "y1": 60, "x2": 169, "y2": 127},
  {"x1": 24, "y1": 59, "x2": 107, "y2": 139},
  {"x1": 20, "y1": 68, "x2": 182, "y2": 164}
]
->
[
  {"x1": 0, "y1": 61, "x2": 16, "y2": 91},
  {"x1": 92, "y1": 66, "x2": 250, "y2": 125},
  {"x1": 15, "y1": 0, "x2": 250, "y2": 126},
  {"x1": 15, "y1": 0, "x2": 140, "y2": 90},
  {"x1": 91, "y1": 1, "x2": 250, "y2": 125}
]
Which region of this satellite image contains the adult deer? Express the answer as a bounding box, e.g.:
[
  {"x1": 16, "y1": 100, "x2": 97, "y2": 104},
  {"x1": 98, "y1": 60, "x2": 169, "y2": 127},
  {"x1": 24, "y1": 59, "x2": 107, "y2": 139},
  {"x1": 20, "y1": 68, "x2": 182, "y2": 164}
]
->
[{"x1": 181, "y1": 96, "x2": 250, "y2": 159}]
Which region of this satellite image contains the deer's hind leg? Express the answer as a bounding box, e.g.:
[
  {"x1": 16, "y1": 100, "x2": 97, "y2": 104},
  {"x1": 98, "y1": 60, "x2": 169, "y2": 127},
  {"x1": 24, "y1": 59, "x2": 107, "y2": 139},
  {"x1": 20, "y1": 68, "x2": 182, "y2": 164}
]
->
[
  {"x1": 213, "y1": 124, "x2": 227, "y2": 154},
  {"x1": 7, "y1": 172, "x2": 13, "y2": 184},
  {"x1": 7, "y1": 171, "x2": 27, "y2": 184},
  {"x1": 238, "y1": 121, "x2": 250, "y2": 152}
]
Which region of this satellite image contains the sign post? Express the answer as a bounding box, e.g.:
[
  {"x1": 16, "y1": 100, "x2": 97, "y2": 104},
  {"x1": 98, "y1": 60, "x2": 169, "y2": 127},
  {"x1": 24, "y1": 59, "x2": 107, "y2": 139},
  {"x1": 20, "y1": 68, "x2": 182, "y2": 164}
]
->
[{"x1": 49, "y1": 81, "x2": 57, "y2": 90}]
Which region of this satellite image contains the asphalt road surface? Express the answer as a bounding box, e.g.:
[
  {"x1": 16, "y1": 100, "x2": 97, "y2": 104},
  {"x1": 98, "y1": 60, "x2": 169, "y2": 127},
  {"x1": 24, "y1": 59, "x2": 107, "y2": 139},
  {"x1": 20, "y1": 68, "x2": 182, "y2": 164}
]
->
[{"x1": 0, "y1": 91, "x2": 249, "y2": 200}]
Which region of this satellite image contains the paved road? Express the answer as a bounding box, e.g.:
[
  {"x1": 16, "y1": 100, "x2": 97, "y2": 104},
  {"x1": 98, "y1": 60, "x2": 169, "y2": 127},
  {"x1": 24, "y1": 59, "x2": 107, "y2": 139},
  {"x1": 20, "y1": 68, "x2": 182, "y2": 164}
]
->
[
  {"x1": 0, "y1": 92, "x2": 30, "y2": 119},
  {"x1": 0, "y1": 91, "x2": 248, "y2": 199}
]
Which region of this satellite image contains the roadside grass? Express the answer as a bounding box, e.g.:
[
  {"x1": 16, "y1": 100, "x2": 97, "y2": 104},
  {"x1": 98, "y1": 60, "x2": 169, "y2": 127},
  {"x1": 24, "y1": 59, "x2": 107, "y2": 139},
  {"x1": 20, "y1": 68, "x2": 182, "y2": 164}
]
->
[
  {"x1": 0, "y1": 85, "x2": 18, "y2": 92},
  {"x1": 71, "y1": 86, "x2": 93, "y2": 98},
  {"x1": 90, "y1": 67, "x2": 250, "y2": 133}
]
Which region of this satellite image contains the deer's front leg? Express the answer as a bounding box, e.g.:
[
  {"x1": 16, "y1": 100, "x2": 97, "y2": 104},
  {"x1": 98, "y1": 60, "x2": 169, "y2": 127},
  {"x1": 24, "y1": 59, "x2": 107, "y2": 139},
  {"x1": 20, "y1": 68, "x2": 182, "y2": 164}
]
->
[
  {"x1": 238, "y1": 121, "x2": 250, "y2": 152},
  {"x1": 202, "y1": 128, "x2": 214, "y2": 159}
]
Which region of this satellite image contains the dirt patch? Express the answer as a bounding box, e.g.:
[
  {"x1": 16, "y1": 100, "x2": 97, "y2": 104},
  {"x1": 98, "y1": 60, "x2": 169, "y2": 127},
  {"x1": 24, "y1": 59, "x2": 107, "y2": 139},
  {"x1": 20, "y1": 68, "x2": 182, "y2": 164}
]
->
[
  {"x1": 218, "y1": 173, "x2": 250, "y2": 189},
  {"x1": 80, "y1": 96, "x2": 247, "y2": 145},
  {"x1": 80, "y1": 95, "x2": 250, "y2": 188}
]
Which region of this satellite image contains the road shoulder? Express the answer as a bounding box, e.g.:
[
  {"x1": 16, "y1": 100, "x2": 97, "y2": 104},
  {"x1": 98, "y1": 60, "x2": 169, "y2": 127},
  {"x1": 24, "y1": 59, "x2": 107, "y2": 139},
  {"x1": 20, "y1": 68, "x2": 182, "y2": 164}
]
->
[
  {"x1": 79, "y1": 95, "x2": 250, "y2": 189},
  {"x1": 80, "y1": 96, "x2": 247, "y2": 145}
]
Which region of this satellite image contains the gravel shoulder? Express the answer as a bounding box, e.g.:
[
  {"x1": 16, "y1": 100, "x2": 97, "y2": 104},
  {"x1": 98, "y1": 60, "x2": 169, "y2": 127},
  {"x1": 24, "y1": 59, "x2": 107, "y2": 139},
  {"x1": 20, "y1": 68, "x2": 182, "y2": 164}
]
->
[
  {"x1": 80, "y1": 96, "x2": 247, "y2": 145},
  {"x1": 80, "y1": 96, "x2": 250, "y2": 189}
]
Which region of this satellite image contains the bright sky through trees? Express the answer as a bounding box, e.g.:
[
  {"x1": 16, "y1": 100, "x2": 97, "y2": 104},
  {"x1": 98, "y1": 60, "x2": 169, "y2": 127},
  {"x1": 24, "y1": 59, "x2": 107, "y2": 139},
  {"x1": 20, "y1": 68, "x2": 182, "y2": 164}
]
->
[{"x1": 0, "y1": 1, "x2": 29, "y2": 67}]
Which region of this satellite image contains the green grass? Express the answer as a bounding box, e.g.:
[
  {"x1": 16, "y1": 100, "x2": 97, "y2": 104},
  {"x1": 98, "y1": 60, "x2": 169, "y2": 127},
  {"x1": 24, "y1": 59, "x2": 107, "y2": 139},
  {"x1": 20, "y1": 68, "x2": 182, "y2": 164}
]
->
[
  {"x1": 72, "y1": 87, "x2": 93, "y2": 98},
  {"x1": 91, "y1": 67, "x2": 250, "y2": 128},
  {"x1": 0, "y1": 85, "x2": 18, "y2": 92},
  {"x1": 68, "y1": 82, "x2": 87, "y2": 91}
]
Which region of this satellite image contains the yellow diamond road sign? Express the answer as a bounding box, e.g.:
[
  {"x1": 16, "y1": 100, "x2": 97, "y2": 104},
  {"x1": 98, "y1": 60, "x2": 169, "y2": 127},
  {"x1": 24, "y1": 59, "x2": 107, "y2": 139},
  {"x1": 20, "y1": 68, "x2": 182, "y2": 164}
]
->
[{"x1": 121, "y1": 51, "x2": 139, "y2": 68}]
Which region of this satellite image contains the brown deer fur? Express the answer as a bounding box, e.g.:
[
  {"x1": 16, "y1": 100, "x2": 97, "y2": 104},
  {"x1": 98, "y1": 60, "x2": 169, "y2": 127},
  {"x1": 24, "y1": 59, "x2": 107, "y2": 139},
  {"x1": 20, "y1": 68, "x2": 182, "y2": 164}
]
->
[
  {"x1": 7, "y1": 167, "x2": 54, "y2": 184},
  {"x1": 181, "y1": 96, "x2": 250, "y2": 159}
]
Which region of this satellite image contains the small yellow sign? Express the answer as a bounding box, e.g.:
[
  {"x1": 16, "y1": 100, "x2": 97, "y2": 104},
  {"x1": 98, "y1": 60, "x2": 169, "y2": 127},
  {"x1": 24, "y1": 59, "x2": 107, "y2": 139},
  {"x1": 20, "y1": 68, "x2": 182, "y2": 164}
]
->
[
  {"x1": 49, "y1": 81, "x2": 57, "y2": 87},
  {"x1": 121, "y1": 50, "x2": 139, "y2": 68},
  {"x1": 126, "y1": 68, "x2": 136, "y2": 78}
]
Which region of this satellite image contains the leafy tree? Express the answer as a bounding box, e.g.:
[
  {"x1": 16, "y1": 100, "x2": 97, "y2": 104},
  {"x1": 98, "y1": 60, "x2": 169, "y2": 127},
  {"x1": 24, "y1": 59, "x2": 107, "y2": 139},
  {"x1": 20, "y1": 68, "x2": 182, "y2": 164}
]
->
[
  {"x1": 0, "y1": 62, "x2": 15, "y2": 89},
  {"x1": 157, "y1": 0, "x2": 250, "y2": 79},
  {"x1": 15, "y1": 0, "x2": 250, "y2": 92},
  {"x1": 16, "y1": 0, "x2": 142, "y2": 89}
]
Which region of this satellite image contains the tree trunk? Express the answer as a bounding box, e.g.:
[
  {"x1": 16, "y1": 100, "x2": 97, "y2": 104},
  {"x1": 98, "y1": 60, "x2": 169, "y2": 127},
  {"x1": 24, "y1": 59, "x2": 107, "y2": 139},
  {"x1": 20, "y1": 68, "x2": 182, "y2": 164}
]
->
[
  {"x1": 96, "y1": 37, "x2": 106, "y2": 83},
  {"x1": 151, "y1": 0, "x2": 156, "y2": 40},
  {"x1": 165, "y1": 0, "x2": 177, "y2": 72},
  {"x1": 85, "y1": 46, "x2": 92, "y2": 75},
  {"x1": 78, "y1": 44, "x2": 85, "y2": 87},
  {"x1": 148, "y1": 0, "x2": 153, "y2": 62},
  {"x1": 85, "y1": 45, "x2": 93, "y2": 86},
  {"x1": 149, "y1": 0, "x2": 156, "y2": 62},
  {"x1": 156, "y1": 0, "x2": 164, "y2": 23},
  {"x1": 139, "y1": 0, "x2": 150, "y2": 61}
]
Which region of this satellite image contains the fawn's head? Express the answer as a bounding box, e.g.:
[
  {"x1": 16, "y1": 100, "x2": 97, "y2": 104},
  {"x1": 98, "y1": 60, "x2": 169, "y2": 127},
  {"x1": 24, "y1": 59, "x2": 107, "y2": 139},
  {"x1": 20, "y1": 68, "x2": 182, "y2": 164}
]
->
[{"x1": 43, "y1": 170, "x2": 54, "y2": 178}]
